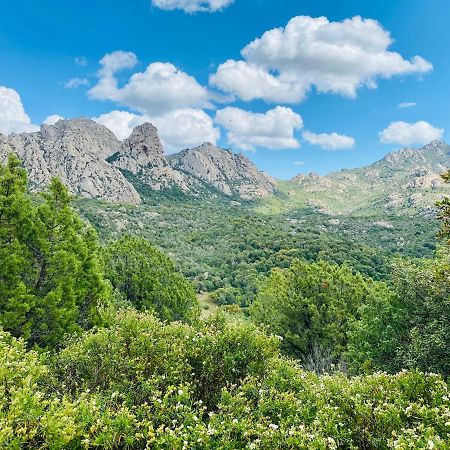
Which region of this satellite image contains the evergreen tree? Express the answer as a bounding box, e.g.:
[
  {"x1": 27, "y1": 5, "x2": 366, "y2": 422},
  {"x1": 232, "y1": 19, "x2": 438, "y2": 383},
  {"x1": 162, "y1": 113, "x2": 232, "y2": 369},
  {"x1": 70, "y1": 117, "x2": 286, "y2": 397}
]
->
[
  {"x1": 103, "y1": 235, "x2": 199, "y2": 322},
  {"x1": 0, "y1": 156, "x2": 109, "y2": 348},
  {"x1": 251, "y1": 259, "x2": 387, "y2": 370}
]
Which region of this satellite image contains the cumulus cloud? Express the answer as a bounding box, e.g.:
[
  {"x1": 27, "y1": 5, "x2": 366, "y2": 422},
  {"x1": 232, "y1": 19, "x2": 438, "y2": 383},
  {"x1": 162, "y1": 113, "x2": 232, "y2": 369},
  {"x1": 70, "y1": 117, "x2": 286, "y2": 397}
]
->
[
  {"x1": 64, "y1": 78, "x2": 90, "y2": 89},
  {"x1": 302, "y1": 130, "x2": 355, "y2": 150},
  {"x1": 89, "y1": 51, "x2": 211, "y2": 115},
  {"x1": 0, "y1": 86, "x2": 39, "y2": 135},
  {"x1": 151, "y1": 0, "x2": 233, "y2": 13},
  {"x1": 210, "y1": 16, "x2": 432, "y2": 103},
  {"x1": 379, "y1": 121, "x2": 443, "y2": 146},
  {"x1": 398, "y1": 102, "x2": 417, "y2": 109},
  {"x1": 93, "y1": 109, "x2": 219, "y2": 152},
  {"x1": 210, "y1": 60, "x2": 307, "y2": 103},
  {"x1": 43, "y1": 114, "x2": 64, "y2": 125},
  {"x1": 215, "y1": 106, "x2": 302, "y2": 151}
]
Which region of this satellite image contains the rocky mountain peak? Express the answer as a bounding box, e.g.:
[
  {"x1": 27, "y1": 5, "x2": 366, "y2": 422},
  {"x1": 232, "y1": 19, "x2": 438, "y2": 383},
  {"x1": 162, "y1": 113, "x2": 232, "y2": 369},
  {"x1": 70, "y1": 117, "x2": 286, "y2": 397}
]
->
[
  {"x1": 112, "y1": 122, "x2": 188, "y2": 191},
  {"x1": 168, "y1": 142, "x2": 276, "y2": 199},
  {"x1": 1, "y1": 118, "x2": 140, "y2": 204},
  {"x1": 121, "y1": 123, "x2": 164, "y2": 164},
  {"x1": 39, "y1": 118, "x2": 121, "y2": 160}
]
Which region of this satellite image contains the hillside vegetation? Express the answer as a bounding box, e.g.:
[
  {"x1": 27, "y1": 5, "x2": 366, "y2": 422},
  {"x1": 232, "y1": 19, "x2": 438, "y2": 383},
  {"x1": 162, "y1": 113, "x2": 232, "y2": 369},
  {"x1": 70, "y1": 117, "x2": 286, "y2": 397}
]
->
[{"x1": 0, "y1": 154, "x2": 449, "y2": 448}]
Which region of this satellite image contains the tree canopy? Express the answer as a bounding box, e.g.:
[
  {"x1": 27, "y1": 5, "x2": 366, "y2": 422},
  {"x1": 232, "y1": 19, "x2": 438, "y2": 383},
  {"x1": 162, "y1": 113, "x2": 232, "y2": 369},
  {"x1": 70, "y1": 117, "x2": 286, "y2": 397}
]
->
[
  {"x1": 251, "y1": 259, "x2": 390, "y2": 370},
  {"x1": 0, "y1": 155, "x2": 109, "y2": 348},
  {"x1": 103, "y1": 235, "x2": 199, "y2": 322}
]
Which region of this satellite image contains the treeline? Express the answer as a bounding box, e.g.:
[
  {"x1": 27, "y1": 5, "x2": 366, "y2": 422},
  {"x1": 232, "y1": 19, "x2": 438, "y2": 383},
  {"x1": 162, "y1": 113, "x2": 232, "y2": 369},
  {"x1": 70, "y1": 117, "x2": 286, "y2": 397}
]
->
[{"x1": 0, "y1": 155, "x2": 449, "y2": 448}]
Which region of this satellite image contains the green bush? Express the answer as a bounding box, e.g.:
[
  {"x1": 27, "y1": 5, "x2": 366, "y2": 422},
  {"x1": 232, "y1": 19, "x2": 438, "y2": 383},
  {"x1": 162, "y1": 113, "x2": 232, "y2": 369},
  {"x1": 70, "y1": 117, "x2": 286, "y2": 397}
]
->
[
  {"x1": 348, "y1": 255, "x2": 450, "y2": 376},
  {"x1": 1, "y1": 317, "x2": 448, "y2": 449},
  {"x1": 251, "y1": 260, "x2": 390, "y2": 369},
  {"x1": 103, "y1": 235, "x2": 199, "y2": 322}
]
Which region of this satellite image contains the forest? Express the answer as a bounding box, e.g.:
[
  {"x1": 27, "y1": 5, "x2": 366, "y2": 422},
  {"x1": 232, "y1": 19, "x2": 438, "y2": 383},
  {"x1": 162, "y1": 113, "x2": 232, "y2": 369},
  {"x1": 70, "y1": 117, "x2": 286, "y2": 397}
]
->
[{"x1": 0, "y1": 154, "x2": 449, "y2": 449}]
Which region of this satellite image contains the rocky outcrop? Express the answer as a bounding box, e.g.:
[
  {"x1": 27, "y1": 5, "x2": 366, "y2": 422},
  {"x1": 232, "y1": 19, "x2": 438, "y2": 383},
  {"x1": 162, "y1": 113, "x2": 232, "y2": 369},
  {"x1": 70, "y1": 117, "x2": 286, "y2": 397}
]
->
[
  {"x1": 289, "y1": 140, "x2": 450, "y2": 214},
  {"x1": 0, "y1": 119, "x2": 278, "y2": 203},
  {"x1": 168, "y1": 142, "x2": 276, "y2": 199},
  {"x1": 111, "y1": 123, "x2": 188, "y2": 191},
  {"x1": 0, "y1": 118, "x2": 141, "y2": 204}
]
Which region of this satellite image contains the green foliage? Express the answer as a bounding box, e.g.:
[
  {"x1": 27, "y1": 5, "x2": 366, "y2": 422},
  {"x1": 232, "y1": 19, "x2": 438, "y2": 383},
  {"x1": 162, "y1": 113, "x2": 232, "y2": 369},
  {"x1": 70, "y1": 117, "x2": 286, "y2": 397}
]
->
[
  {"x1": 0, "y1": 156, "x2": 109, "y2": 348},
  {"x1": 212, "y1": 362, "x2": 449, "y2": 449},
  {"x1": 0, "y1": 315, "x2": 448, "y2": 449},
  {"x1": 103, "y1": 235, "x2": 199, "y2": 322},
  {"x1": 348, "y1": 255, "x2": 450, "y2": 376},
  {"x1": 77, "y1": 196, "x2": 437, "y2": 307},
  {"x1": 51, "y1": 309, "x2": 277, "y2": 410},
  {"x1": 251, "y1": 260, "x2": 390, "y2": 369},
  {"x1": 437, "y1": 169, "x2": 450, "y2": 241}
]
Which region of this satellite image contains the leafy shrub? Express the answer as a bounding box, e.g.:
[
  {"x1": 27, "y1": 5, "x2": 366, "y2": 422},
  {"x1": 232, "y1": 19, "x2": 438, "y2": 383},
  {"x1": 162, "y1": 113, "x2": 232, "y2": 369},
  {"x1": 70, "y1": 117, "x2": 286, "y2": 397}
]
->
[
  {"x1": 51, "y1": 309, "x2": 278, "y2": 409},
  {"x1": 0, "y1": 312, "x2": 448, "y2": 449},
  {"x1": 251, "y1": 260, "x2": 391, "y2": 368},
  {"x1": 103, "y1": 235, "x2": 199, "y2": 322},
  {"x1": 348, "y1": 256, "x2": 450, "y2": 376}
]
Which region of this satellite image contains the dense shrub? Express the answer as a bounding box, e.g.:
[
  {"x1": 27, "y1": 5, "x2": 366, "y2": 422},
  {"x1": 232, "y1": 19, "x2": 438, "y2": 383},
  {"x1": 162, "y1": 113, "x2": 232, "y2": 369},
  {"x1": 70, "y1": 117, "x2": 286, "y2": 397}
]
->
[
  {"x1": 103, "y1": 235, "x2": 199, "y2": 322},
  {"x1": 348, "y1": 255, "x2": 450, "y2": 376},
  {"x1": 1, "y1": 317, "x2": 448, "y2": 449},
  {"x1": 251, "y1": 260, "x2": 390, "y2": 369},
  {"x1": 51, "y1": 309, "x2": 278, "y2": 409}
]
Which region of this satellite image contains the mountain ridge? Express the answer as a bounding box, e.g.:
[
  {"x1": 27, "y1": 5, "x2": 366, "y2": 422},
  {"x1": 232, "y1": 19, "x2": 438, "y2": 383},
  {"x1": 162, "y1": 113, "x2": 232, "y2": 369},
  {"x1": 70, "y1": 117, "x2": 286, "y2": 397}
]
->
[
  {"x1": 278, "y1": 140, "x2": 450, "y2": 215},
  {"x1": 1, "y1": 118, "x2": 450, "y2": 215},
  {"x1": 0, "y1": 118, "x2": 274, "y2": 203}
]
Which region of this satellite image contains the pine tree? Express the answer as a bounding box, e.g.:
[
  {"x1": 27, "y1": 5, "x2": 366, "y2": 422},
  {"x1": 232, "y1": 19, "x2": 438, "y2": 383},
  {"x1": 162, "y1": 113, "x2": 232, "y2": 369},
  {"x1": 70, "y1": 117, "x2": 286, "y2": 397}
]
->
[{"x1": 0, "y1": 157, "x2": 109, "y2": 348}]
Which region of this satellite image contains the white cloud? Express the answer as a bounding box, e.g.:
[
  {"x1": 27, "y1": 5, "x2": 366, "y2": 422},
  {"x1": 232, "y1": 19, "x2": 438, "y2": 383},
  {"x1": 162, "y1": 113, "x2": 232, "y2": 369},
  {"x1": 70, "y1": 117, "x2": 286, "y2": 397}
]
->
[
  {"x1": 89, "y1": 52, "x2": 211, "y2": 115},
  {"x1": 398, "y1": 102, "x2": 417, "y2": 109},
  {"x1": 64, "y1": 78, "x2": 90, "y2": 89},
  {"x1": 215, "y1": 106, "x2": 302, "y2": 151},
  {"x1": 211, "y1": 16, "x2": 432, "y2": 103},
  {"x1": 379, "y1": 121, "x2": 443, "y2": 146},
  {"x1": 153, "y1": 108, "x2": 219, "y2": 151},
  {"x1": 210, "y1": 60, "x2": 307, "y2": 103},
  {"x1": 93, "y1": 111, "x2": 145, "y2": 141},
  {"x1": 43, "y1": 114, "x2": 64, "y2": 125},
  {"x1": 93, "y1": 109, "x2": 219, "y2": 152},
  {"x1": 98, "y1": 51, "x2": 138, "y2": 77},
  {"x1": 152, "y1": 0, "x2": 233, "y2": 13},
  {"x1": 0, "y1": 86, "x2": 39, "y2": 135},
  {"x1": 302, "y1": 130, "x2": 355, "y2": 150},
  {"x1": 75, "y1": 56, "x2": 87, "y2": 66},
  {"x1": 294, "y1": 161, "x2": 305, "y2": 166}
]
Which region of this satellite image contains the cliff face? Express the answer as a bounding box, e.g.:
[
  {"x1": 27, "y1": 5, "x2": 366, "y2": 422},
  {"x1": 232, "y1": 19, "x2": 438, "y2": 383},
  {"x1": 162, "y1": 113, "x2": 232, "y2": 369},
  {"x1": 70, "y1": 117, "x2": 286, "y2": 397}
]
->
[
  {"x1": 0, "y1": 118, "x2": 141, "y2": 204},
  {"x1": 168, "y1": 142, "x2": 276, "y2": 199},
  {"x1": 111, "y1": 123, "x2": 188, "y2": 191}
]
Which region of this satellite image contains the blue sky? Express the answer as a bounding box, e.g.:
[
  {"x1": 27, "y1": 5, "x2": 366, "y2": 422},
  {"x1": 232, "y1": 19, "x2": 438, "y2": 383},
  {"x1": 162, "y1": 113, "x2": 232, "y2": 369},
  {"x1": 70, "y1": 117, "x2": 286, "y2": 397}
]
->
[{"x1": 0, "y1": 0, "x2": 449, "y2": 178}]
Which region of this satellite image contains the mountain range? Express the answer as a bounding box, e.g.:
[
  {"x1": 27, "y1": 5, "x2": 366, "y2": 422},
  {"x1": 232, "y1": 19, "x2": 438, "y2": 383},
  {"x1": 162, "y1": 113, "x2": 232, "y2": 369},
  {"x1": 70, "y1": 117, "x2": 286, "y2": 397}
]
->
[
  {"x1": 1, "y1": 117, "x2": 449, "y2": 215},
  {"x1": 0, "y1": 118, "x2": 275, "y2": 204}
]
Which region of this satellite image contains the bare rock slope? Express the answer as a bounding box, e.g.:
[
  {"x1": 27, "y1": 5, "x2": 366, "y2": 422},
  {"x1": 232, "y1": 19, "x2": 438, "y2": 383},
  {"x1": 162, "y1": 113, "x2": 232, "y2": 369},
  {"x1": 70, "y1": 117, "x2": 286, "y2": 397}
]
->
[
  {"x1": 111, "y1": 123, "x2": 188, "y2": 191},
  {"x1": 0, "y1": 118, "x2": 276, "y2": 203},
  {"x1": 0, "y1": 118, "x2": 141, "y2": 204},
  {"x1": 168, "y1": 142, "x2": 276, "y2": 199}
]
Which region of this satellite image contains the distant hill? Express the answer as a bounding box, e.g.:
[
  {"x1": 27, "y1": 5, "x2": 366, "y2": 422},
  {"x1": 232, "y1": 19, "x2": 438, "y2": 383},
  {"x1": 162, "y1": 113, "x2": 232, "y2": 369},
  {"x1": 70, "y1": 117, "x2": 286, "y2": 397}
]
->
[{"x1": 259, "y1": 141, "x2": 450, "y2": 216}]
